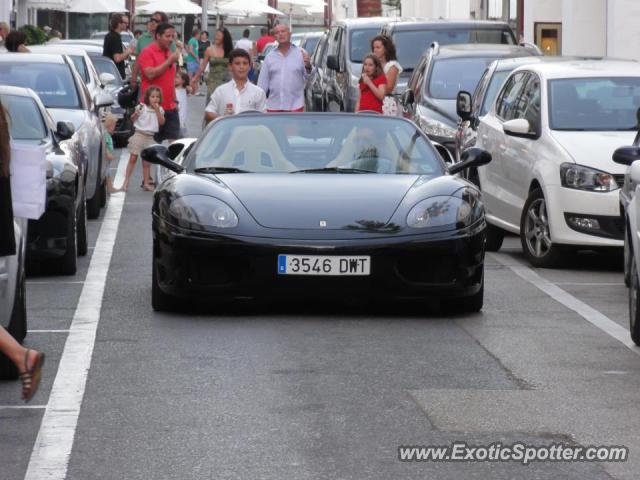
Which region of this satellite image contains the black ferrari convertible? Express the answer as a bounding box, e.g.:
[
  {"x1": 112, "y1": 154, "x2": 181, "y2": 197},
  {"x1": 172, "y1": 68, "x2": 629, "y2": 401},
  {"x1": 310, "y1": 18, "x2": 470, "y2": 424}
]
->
[{"x1": 142, "y1": 113, "x2": 492, "y2": 312}]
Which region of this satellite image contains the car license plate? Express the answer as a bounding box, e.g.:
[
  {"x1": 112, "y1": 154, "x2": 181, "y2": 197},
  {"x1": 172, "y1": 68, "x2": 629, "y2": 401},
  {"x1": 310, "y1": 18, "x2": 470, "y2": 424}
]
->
[{"x1": 277, "y1": 255, "x2": 370, "y2": 276}]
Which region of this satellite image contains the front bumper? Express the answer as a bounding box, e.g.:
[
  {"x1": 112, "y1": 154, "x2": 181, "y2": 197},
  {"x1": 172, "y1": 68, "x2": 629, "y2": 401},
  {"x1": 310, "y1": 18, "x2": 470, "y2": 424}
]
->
[
  {"x1": 153, "y1": 220, "x2": 486, "y2": 301},
  {"x1": 27, "y1": 179, "x2": 73, "y2": 261},
  {"x1": 546, "y1": 185, "x2": 623, "y2": 247}
]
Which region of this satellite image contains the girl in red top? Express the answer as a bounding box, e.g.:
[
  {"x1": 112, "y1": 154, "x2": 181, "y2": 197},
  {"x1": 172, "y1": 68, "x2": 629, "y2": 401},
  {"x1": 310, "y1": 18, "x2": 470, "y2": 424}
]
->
[{"x1": 356, "y1": 54, "x2": 387, "y2": 113}]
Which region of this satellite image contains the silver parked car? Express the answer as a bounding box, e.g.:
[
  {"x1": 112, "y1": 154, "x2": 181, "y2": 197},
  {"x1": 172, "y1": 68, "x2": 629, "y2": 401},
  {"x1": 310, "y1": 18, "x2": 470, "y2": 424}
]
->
[
  {"x1": 0, "y1": 217, "x2": 27, "y2": 378},
  {"x1": 0, "y1": 53, "x2": 113, "y2": 219}
]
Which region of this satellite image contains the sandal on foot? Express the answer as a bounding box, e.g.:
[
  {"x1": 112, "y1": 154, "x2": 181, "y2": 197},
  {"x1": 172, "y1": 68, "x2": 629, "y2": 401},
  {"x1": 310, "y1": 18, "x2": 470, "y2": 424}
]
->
[
  {"x1": 142, "y1": 184, "x2": 154, "y2": 191},
  {"x1": 20, "y1": 350, "x2": 45, "y2": 403}
]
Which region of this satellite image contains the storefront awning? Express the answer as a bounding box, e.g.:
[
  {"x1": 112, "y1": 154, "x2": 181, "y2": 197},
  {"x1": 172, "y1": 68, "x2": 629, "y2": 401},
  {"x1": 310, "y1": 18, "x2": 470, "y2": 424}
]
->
[{"x1": 27, "y1": 0, "x2": 69, "y2": 10}]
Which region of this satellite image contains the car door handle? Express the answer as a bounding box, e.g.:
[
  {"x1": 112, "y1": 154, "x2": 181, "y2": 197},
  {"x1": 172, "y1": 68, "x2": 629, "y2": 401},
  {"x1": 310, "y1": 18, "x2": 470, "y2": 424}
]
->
[
  {"x1": 499, "y1": 144, "x2": 507, "y2": 151},
  {"x1": 481, "y1": 134, "x2": 488, "y2": 140}
]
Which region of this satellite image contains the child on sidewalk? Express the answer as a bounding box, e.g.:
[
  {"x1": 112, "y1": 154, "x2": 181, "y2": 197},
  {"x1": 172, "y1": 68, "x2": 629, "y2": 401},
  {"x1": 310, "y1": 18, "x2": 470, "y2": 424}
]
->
[
  {"x1": 120, "y1": 86, "x2": 165, "y2": 191},
  {"x1": 175, "y1": 70, "x2": 190, "y2": 137},
  {"x1": 102, "y1": 114, "x2": 120, "y2": 193}
]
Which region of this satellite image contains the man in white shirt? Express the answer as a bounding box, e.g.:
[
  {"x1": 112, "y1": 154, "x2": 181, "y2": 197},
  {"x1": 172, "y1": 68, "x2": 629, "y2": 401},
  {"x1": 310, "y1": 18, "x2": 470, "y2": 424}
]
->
[
  {"x1": 235, "y1": 28, "x2": 254, "y2": 55},
  {"x1": 205, "y1": 49, "x2": 266, "y2": 124}
]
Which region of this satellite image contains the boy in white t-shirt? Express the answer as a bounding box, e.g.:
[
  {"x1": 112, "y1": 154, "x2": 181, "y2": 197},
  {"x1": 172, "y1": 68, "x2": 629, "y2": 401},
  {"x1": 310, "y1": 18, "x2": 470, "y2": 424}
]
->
[
  {"x1": 120, "y1": 86, "x2": 165, "y2": 191},
  {"x1": 204, "y1": 49, "x2": 266, "y2": 125}
]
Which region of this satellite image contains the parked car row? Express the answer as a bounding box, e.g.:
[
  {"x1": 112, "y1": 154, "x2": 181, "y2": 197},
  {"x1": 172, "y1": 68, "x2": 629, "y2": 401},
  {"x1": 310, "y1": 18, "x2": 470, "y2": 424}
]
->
[
  {"x1": 0, "y1": 41, "x2": 123, "y2": 374},
  {"x1": 304, "y1": 17, "x2": 521, "y2": 113}
]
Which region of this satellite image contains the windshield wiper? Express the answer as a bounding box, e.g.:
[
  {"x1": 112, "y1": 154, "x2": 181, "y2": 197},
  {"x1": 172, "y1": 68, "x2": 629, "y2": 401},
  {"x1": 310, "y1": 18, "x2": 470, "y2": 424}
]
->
[
  {"x1": 194, "y1": 166, "x2": 251, "y2": 174},
  {"x1": 290, "y1": 167, "x2": 376, "y2": 174}
]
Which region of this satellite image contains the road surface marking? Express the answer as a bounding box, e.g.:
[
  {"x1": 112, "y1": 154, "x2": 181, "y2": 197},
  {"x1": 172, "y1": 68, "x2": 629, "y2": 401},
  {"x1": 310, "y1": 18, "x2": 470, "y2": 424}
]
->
[
  {"x1": 491, "y1": 252, "x2": 640, "y2": 355},
  {"x1": 24, "y1": 151, "x2": 128, "y2": 480},
  {"x1": 28, "y1": 330, "x2": 71, "y2": 334},
  {"x1": 0, "y1": 405, "x2": 47, "y2": 409}
]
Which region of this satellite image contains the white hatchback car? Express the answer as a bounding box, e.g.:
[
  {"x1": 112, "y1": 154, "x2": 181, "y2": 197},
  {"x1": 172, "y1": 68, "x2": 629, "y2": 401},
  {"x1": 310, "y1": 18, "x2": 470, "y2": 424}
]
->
[{"x1": 473, "y1": 60, "x2": 639, "y2": 267}]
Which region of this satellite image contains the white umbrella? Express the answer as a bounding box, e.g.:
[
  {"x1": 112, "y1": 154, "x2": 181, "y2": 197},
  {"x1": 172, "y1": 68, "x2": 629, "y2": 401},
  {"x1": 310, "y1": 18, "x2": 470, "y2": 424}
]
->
[
  {"x1": 218, "y1": 0, "x2": 284, "y2": 16},
  {"x1": 65, "y1": 0, "x2": 125, "y2": 13},
  {"x1": 304, "y1": 2, "x2": 326, "y2": 15},
  {"x1": 137, "y1": 0, "x2": 202, "y2": 15}
]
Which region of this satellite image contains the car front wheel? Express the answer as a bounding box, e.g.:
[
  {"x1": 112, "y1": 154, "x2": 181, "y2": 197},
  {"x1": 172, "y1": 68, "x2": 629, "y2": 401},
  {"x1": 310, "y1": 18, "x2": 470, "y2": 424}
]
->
[
  {"x1": 520, "y1": 188, "x2": 565, "y2": 268},
  {"x1": 152, "y1": 239, "x2": 181, "y2": 312}
]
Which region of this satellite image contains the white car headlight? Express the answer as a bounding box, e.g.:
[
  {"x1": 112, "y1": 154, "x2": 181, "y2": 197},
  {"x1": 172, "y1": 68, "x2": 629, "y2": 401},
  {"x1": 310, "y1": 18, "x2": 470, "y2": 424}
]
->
[
  {"x1": 407, "y1": 190, "x2": 483, "y2": 229},
  {"x1": 560, "y1": 163, "x2": 619, "y2": 192},
  {"x1": 418, "y1": 116, "x2": 457, "y2": 140},
  {"x1": 169, "y1": 195, "x2": 238, "y2": 228}
]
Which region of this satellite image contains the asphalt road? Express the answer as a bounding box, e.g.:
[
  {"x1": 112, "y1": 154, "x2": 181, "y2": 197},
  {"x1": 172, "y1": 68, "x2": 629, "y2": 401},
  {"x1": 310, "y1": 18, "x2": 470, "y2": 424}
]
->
[{"x1": 1, "y1": 94, "x2": 639, "y2": 480}]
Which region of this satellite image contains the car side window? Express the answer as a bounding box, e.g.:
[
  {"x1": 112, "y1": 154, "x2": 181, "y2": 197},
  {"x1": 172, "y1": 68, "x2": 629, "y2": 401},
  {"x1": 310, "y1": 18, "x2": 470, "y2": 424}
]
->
[
  {"x1": 518, "y1": 74, "x2": 541, "y2": 132},
  {"x1": 328, "y1": 27, "x2": 340, "y2": 58},
  {"x1": 472, "y1": 68, "x2": 491, "y2": 114},
  {"x1": 495, "y1": 71, "x2": 528, "y2": 120}
]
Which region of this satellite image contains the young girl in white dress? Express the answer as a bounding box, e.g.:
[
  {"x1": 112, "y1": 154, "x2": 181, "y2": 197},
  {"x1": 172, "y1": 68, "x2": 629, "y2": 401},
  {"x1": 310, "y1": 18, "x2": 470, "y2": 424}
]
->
[
  {"x1": 371, "y1": 35, "x2": 404, "y2": 116},
  {"x1": 121, "y1": 86, "x2": 165, "y2": 191}
]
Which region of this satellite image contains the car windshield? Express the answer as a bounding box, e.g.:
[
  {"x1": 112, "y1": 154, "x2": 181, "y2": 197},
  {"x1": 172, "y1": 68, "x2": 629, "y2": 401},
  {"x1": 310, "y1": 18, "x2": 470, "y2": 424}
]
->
[
  {"x1": 350, "y1": 28, "x2": 383, "y2": 63},
  {"x1": 0, "y1": 94, "x2": 47, "y2": 141},
  {"x1": 0, "y1": 63, "x2": 80, "y2": 109},
  {"x1": 393, "y1": 28, "x2": 516, "y2": 71},
  {"x1": 428, "y1": 57, "x2": 500, "y2": 100},
  {"x1": 189, "y1": 115, "x2": 443, "y2": 175},
  {"x1": 549, "y1": 77, "x2": 640, "y2": 131},
  {"x1": 91, "y1": 56, "x2": 123, "y2": 86},
  {"x1": 480, "y1": 69, "x2": 511, "y2": 115},
  {"x1": 303, "y1": 36, "x2": 320, "y2": 55}
]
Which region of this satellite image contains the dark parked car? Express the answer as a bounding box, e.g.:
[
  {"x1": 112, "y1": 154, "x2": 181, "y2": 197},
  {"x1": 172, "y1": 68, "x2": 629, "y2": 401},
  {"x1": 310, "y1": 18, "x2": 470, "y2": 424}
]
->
[
  {"x1": 1, "y1": 86, "x2": 87, "y2": 274},
  {"x1": 305, "y1": 31, "x2": 329, "y2": 112},
  {"x1": 381, "y1": 19, "x2": 518, "y2": 94},
  {"x1": 402, "y1": 43, "x2": 540, "y2": 155},
  {"x1": 0, "y1": 53, "x2": 113, "y2": 219},
  {"x1": 142, "y1": 113, "x2": 492, "y2": 312}
]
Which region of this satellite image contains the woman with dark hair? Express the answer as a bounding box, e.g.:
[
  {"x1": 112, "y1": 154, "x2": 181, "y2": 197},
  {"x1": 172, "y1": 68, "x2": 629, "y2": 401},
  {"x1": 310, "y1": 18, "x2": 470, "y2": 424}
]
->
[
  {"x1": 103, "y1": 12, "x2": 133, "y2": 79},
  {"x1": 5, "y1": 30, "x2": 29, "y2": 52},
  {"x1": 191, "y1": 27, "x2": 234, "y2": 99},
  {"x1": 371, "y1": 35, "x2": 403, "y2": 116},
  {"x1": 0, "y1": 102, "x2": 45, "y2": 403}
]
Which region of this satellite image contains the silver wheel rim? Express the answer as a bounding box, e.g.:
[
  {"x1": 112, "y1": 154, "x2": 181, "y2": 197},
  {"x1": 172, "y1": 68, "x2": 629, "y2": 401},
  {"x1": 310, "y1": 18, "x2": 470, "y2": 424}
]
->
[{"x1": 524, "y1": 198, "x2": 552, "y2": 258}]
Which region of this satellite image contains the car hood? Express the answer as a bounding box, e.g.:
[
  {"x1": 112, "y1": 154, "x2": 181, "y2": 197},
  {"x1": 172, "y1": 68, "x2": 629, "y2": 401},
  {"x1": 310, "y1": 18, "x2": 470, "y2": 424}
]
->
[
  {"x1": 47, "y1": 108, "x2": 87, "y2": 131},
  {"x1": 550, "y1": 130, "x2": 636, "y2": 173},
  {"x1": 423, "y1": 98, "x2": 458, "y2": 126},
  {"x1": 220, "y1": 174, "x2": 419, "y2": 229}
]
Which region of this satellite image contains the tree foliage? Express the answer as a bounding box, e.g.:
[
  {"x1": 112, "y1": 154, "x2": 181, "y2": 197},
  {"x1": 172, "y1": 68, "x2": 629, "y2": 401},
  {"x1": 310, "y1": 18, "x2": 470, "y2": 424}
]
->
[
  {"x1": 382, "y1": 0, "x2": 401, "y2": 14},
  {"x1": 19, "y1": 25, "x2": 48, "y2": 45}
]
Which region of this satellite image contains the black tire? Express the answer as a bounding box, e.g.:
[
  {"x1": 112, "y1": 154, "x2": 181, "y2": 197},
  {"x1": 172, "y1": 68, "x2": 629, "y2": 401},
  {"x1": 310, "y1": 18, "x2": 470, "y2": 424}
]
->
[
  {"x1": 77, "y1": 189, "x2": 88, "y2": 257},
  {"x1": 520, "y1": 188, "x2": 566, "y2": 268},
  {"x1": 485, "y1": 224, "x2": 504, "y2": 252},
  {"x1": 151, "y1": 239, "x2": 180, "y2": 312},
  {"x1": 86, "y1": 158, "x2": 102, "y2": 219},
  {"x1": 624, "y1": 224, "x2": 631, "y2": 287},
  {"x1": 629, "y1": 256, "x2": 640, "y2": 346},
  {"x1": 99, "y1": 178, "x2": 107, "y2": 208},
  {"x1": 50, "y1": 202, "x2": 77, "y2": 275},
  {"x1": 0, "y1": 263, "x2": 27, "y2": 379}
]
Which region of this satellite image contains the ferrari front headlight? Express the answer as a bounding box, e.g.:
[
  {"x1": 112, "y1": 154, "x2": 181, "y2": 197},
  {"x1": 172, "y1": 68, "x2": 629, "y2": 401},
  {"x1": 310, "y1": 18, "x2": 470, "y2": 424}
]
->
[
  {"x1": 169, "y1": 195, "x2": 238, "y2": 228},
  {"x1": 407, "y1": 189, "x2": 483, "y2": 229}
]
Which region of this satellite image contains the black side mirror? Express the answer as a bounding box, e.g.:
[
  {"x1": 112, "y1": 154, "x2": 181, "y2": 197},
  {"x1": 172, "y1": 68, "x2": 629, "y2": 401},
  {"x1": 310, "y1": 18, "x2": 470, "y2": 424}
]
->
[
  {"x1": 401, "y1": 89, "x2": 415, "y2": 106},
  {"x1": 448, "y1": 147, "x2": 492, "y2": 175},
  {"x1": 612, "y1": 146, "x2": 640, "y2": 166},
  {"x1": 56, "y1": 121, "x2": 75, "y2": 140},
  {"x1": 141, "y1": 144, "x2": 184, "y2": 173},
  {"x1": 167, "y1": 142, "x2": 185, "y2": 160},
  {"x1": 456, "y1": 91, "x2": 473, "y2": 122},
  {"x1": 327, "y1": 54, "x2": 341, "y2": 72}
]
